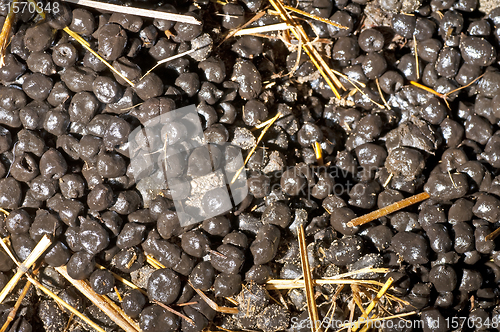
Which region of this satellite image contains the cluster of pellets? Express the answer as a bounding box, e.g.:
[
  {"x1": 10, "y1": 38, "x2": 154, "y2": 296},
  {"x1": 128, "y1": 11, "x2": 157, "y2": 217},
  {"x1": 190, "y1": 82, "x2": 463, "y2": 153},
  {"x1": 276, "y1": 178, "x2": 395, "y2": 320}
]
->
[{"x1": 0, "y1": 0, "x2": 499, "y2": 331}]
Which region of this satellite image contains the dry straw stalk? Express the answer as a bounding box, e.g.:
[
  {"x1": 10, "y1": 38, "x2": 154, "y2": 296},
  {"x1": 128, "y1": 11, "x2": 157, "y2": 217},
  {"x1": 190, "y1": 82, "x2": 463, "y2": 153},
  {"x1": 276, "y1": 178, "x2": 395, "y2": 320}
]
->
[
  {"x1": 0, "y1": 234, "x2": 52, "y2": 303},
  {"x1": 55, "y1": 266, "x2": 140, "y2": 332},
  {"x1": 348, "y1": 192, "x2": 431, "y2": 227},
  {"x1": 62, "y1": 0, "x2": 201, "y2": 24},
  {"x1": 297, "y1": 224, "x2": 321, "y2": 332}
]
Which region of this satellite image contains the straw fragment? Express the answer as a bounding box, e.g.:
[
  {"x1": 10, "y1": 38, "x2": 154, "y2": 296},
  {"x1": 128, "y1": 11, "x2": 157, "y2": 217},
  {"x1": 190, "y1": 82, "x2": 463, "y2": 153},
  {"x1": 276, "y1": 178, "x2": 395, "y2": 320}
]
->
[
  {"x1": 298, "y1": 224, "x2": 321, "y2": 332},
  {"x1": 0, "y1": 0, "x2": 18, "y2": 68},
  {"x1": 95, "y1": 264, "x2": 148, "y2": 296},
  {"x1": 234, "y1": 23, "x2": 291, "y2": 36},
  {"x1": 410, "y1": 73, "x2": 484, "y2": 109},
  {"x1": 231, "y1": 112, "x2": 281, "y2": 184},
  {"x1": 0, "y1": 236, "x2": 105, "y2": 332},
  {"x1": 146, "y1": 255, "x2": 165, "y2": 269},
  {"x1": 283, "y1": 5, "x2": 349, "y2": 29},
  {"x1": 101, "y1": 294, "x2": 142, "y2": 331},
  {"x1": 0, "y1": 281, "x2": 31, "y2": 332},
  {"x1": 219, "y1": 11, "x2": 267, "y2": 45},
  {"x1": 266, "y1": 278, "x2": 385, "y2": 290},
  {"x1": 347, "y1": 192, "x2": 430, "y2": 227},
  {"x1": 312, "y1": 142, "x2": 323, "y2": 166},
  {"x1": 352, "y1": 277, "x2": 394, "y2": 332},
  {"x1": 26, "y1": 276, "x2": 107, "y2": 332},
  {"x1": 0, "y1": 234, "x2": 52, "y2": 303},
  {"x1": 268, "y1": 0, "x2": 343, "y2": 99},
  {"x1": 188, "y1": 281, "x2": 239, "y2": 314},
  {"x1": 140, "y1": 48, "x2": 199, "y2": 80},
  {"x1": 485, "y1": 227, "x2": 500, "y2": 241},
  {"x1": 55, "y1": 266, "x2": 140, "y2": 332},
  {"x1": 153, "y1": 300, "x2": 196, "y2": 325},
  {"x1": 61, "y1": 0, "x2": 201, "y2": 24},
  {"x1": 63, "y1": 27, "x2": 135, "y2": 87}
]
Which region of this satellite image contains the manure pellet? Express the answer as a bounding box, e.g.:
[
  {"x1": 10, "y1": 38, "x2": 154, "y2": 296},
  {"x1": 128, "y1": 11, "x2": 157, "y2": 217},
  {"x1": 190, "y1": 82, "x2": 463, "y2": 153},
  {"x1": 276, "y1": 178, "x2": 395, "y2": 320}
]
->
[{"x1": 89, "y1": 269, "x2": 115, "y2": 295}]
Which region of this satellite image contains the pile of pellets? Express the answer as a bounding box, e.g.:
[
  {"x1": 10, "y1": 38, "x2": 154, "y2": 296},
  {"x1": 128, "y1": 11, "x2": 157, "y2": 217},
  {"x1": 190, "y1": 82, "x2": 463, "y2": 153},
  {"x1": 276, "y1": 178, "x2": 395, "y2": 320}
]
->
[{"x1": 0, "y1": 0, "x2": 499, "y2": 331}]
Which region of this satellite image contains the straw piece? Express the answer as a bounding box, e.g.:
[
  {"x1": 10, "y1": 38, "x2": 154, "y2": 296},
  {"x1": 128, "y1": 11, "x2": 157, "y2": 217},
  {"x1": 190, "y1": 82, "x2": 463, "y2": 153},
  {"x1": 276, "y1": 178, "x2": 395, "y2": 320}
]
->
[
  {"x1": 19, "y1": 234, "x2": 52, "y2": 269},
  {"x1": 283, "y1": 36, "x2": 303, "y2": 78},
  {"x1": 146, "y1": 255, "x2": 165, "y2": 269},
  {"x1": 383, "y1": 173, "x2": 394, "y2": 188},
  {"x1": 101, "y1": 294, "x2": 142, "y2": 332},
  {"x1": 410, "y1": 80, "x2": 443, "y2": 97},
  {"x1": 63, "y1": 27, "x2": 135, "y2": 87},
  {"x1": 125, "y1": 252, "x2": 138, "y2": 269},
  {"x1": 225, "y1": 297, "x2": 238, "y2": 306},
  {"x1": 347, "y1": 299, "x2": 355, "y2": 332},
  {"x1": 61, "y1": 0, "x2": 201, "y2": 24},
  {"x1": 313, "y1": 142, "x2": 323, "y2": 166},
  {"x1": 219, "y1": 11, "x2": 267, "y2": 45},
  {"x1": 188, "y1": 281, "x2": 239, "y2": 314},
  {"x1": 64, "y1": 313, "x2": 75, "y2": 332},
  {"x1": 26, "y1": 275, "x2": 107, "y2": 332},
  {"x1": 347, "y1": 192, "x2": 430, "y2": 227},
  {"x1": 364, "y1": 277, "x2": 394, "y2": 317},
  {"x1": 253, "y1": 116, "x2": 278, "y2": 129},
  {"x1": 323, "y1": 267, "x2": 390, "y2": 280},
  {"x1": 234, "y1": 23, "x2": 291, "y2": 36},
  {"x1": 0, "y1": 280, "x2": 31, "y2": 332},
  {"x1": 413, "y1": 35, "x2": 419, "y2": 80},
  {"x1": 0, "y1": 208, "x2": 9, "y2": 216},
  {"x1": 409, "y1": 81, "x2": 450, "y2": 109},
  {"x1": 176, "y1": 301, "x2": 198, "y2": 307},
  {"x1": 328, "y1": 67, "x2": 384, "y2": 108},
  {"x1": 153, "y1": 300, "x2": 196, "y2": 325},
  {"x1": 268, "y1": 0, "x2": 343, "y2": 98},
  {"x1": 96, "y1": 264, "x2": 202, "y2": 328},
  {"x1": 352, "y1": 277, "x2": 394, "y2": 332},
  {"x1": 120, "y1": 102, "x2": 143, "y2": 112},
  {"x1": 345, "y1": 79, "x2": 385, "y2": 109},
  {"x1": 331, "y1": 69, "x2": 366, "y2": 88},
  {"x1": 140, "y1": 48, "x2": 199, "y2": 80},
  {"x1": 0, "y1": 234, "x2": 52, "y2": 303},
  {"x1": 231, "y1": 112, "x2": 281, "y2": 184},
  {"x1": 114, "y1": 286, "x2": 123, "y2": 302},
  {"x1": 448, "y1": 170, "x2": 458, "y2": 189},
  {"x1": 322, "y1": 285, "x2": 344, "y2": 332},
  {"x1": 298, "y1": 224, "x2": 321, "y2": 332},
  {"x1": 55, "y1": 266, "x2": 140, "y2": 332},
  {"x1": 375, "y1": 78, "x2": 390, "y2": 110},
  {"x1": 444, "y1": 72, "x2": 485, "y2": 97},
  {"x1": 266, "y1": 278, "x2": 385, "y2": 290},
  {"x1": 485, "y1": 227, "x2": 500, "y2": 241},
  {"x1": 95, "y1": 264, "x2": 148, "y2": 296},
  {"x1": 351, "y1": 285, "x2": 367, "y2": 317},
  {"x1": 283, "y1": 5, "x2": 349, "y2": 29},
  {"x1": 362, "y1": 284, "x2": 409, "y2": 305},
  {"x1": 0, "y1": 0, "x2": 18, "y2": 67}
]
